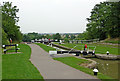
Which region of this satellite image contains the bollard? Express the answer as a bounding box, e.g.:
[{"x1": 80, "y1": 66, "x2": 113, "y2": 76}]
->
[
  {"x1": 93, "y1": 68, "x2": 98, "y2": 76},
  {"x1": 106, "y1": 51, "x2": 109, "y2": 55},
  {"x1": 92, "y1": 51, "x2": 95, "y2": 55}
]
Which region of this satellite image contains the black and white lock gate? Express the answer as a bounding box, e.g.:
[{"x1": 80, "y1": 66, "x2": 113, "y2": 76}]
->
[
  {"x1": 49, "y1": 50, "x2": 95, "y2": 56},
  {"x1": 49, "y1": 45, "x2": 96, "y2": 56}
]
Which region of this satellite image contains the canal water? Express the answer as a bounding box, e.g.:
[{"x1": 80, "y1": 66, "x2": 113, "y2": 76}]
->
[{"x1": 90, "y1": 58, "x2": 119, "y2": 79}]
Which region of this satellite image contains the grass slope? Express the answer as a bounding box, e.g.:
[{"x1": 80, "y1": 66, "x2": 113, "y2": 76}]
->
[
  {"x1": 35, "y1": 43, "x2": 56, "y2": 52},
  {"x1": 2, "y1": 44, "x2": 43, "y2": 79},
  {"x1": 103, "y1": 38, "x2": 120, "y2": 44},
  {"x1": 53, "y1": 57, "x2": 115, "y2": 81},
  {"x1": 54, "y1": 43, "x2": 119, "y2": 55}
]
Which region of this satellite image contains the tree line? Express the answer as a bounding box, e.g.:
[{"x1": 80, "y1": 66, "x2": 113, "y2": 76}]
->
[
  {"x1": 22, "y1": 32, "x2": 79, "y2": 42},
  {"x1": 1, "y1": 2, "x2": 22, "y2": 45},
  {"x1": 82, "y1": 2, "x2": 120, "y2": 40}
]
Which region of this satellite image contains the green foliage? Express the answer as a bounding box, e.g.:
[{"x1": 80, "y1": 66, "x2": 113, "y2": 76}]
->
[
  {"x1": 103, "y1": 38, "x2": 120, "y2": 44},
  {"x1": 70, "y1": 34, "x2": 75, "y2": 40},
  {"x1": 77, "y1": 32, "x2": 91, "y2": 40},
  {"x1": 64, "y1": 38, "x2": 69, "y2": 43},
  {"x1": 86, "y1": 2, "x2": 120, "y2": 40},
  {"x1": 65, "y1": 34, "x2": 70, "y2": 39},
  {"x1": 52, "y1": 33, "x2": 61, "y2": 41},
  {"x1": 2, "y1": 44, "x2": 43, "y2": 79},
  {"x1": 2, "y1": 28, "x2": 9, "y2": 45},
  {"x1": 22, "y1": 32, "x2": 46, "y2": 42},
  {"x1": 2, "y1": 2, "x2": 22, "y2": 43}
]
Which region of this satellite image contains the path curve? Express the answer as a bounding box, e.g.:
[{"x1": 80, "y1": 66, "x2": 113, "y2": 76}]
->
[{"x1": 28, "y1": 44, "x2": 99, "y2": 79}]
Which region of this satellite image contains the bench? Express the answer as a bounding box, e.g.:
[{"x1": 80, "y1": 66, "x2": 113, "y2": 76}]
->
[{"x1": 2, "y1": 44, "x2": 20, "y2": 54}]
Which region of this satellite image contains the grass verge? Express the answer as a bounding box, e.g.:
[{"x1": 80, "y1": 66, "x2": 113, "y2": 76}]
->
[
  {"x1": 35, "y1": 43, "x2": 56, "y2": 52},
  {"x1": 53, "y1": 57, "x2": 115, "y2": 81},
  {"x1": 2, "y1": 44, "x2": 43, "y2": 79},
  {"x1": 103, "y1": 38, "x2": 120, "y2": 44},
  {"x1": 53, "y1": 43, "x2": 119, "y2": 55}
]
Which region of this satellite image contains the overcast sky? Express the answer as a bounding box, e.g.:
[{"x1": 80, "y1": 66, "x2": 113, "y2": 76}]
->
[{"x1": 1, "y1": 0, "x2": 107, "y2": 33}]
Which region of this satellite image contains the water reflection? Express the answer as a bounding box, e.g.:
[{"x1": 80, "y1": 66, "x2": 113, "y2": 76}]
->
[{"x1": 91, "y1": 58, "x2": 119, "y2": 79}]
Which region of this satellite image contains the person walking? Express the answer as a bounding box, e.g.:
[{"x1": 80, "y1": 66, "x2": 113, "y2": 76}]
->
[{"x1": 84, "y1": 44, "x2": 87, "y2": 51}]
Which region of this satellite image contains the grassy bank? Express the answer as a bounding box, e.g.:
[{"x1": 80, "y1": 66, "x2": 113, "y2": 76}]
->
[
  {"x1": 103, "y1": 38, "x2": 120, "y2": 44},
  {"x1": 53, "y1": 57, "x2": 114, "y2": 81},
  {"x1": 35, "y1": 43, "x2": 56, "y2": 52},
  {"x1": 2, "y1": 44, "x2": 43, "y2": 79},
  {"x1": 35, "y1": 43, "x2": 116, "y2": 81},
  {"x1": 53, "y1": 43, "x2": 119, "y2": 55}
]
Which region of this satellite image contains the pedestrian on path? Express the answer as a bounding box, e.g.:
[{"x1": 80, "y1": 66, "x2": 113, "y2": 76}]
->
[{"x1": 84, "y1": 44, "x2": 87, "y2": 51}]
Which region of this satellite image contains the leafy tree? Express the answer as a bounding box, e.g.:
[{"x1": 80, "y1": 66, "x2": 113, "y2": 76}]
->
[
  {"x1": 22, "y1": 34, "x2": 31, "y2": 42},
  {"x1": 65, "y1": 34, "x2": 70, "y2": 39},
  {"x1": 2, "y1": 28, "x2": 9, "y2": 44},
  {"x1": 2, "y1": 2, "x2": 22, "y2": 43},
  {"x1": 64, "y1": 38, "x2": 69, "y2": 43},
  {"x1": 86, "y1": 2, "x2": 120, "y2": 40},
  {"x1": 70, "y1": 34, "x2": 75, "y2": 40},
  {"x1": 53, "y1": 33, "x2": 61, "y2": 41}
]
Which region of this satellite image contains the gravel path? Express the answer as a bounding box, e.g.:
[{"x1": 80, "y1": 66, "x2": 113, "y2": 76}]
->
[{"x1": 28, "y1": 44, "x2": 100, "y2": 80}]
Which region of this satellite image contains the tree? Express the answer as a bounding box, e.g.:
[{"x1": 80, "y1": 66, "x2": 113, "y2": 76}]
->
[
  {"x1": 2, "y1": 28, "x2": 9, "y2": 44},
  {"x1": 65, "y1": 34, "x2": 70, "y2": 39},
  {"x1": 86, "y1": 2, "x2": 120, "y2": 40},
  {"x1": 2, "y1": 2, "x2": 22, "y2": 43},
  {"x1": 70, "y1": 34, "x2": 75, "y2": 40},
  {"x1": 53, "y1": 33, "x2": 61, "y2": 41}
]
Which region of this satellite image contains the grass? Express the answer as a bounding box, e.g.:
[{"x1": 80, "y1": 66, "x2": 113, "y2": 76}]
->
[
  {"x1": 2, "y1": 44, "x2": 43, "y2": 79},
  {"x1": 103, "y1": 38, "x2": 120, "y2": 44},
  {"x1": 53, "y1": 43, "x2": 119, "y2": 55},
  {"x1": 35, "y1": 43, "x2": 56, "y2": 52},
  {"x1": 0, "y1": 50, "x2": 2, "y2": 81},
  {"x1": 35, "y1": 43, "x2": 116, "y2": 81},
  {"x1": 53, "y1": 57, "x2": 116, "y2": 81}
]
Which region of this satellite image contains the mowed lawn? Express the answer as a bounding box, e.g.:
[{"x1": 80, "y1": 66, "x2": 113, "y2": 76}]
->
[
  {"x1": 0, "y1": 53, "x2": 1, "y2": 80},
  {"x1": 35, "y1": 43, "x2": 56, "y2": 52},
  {"x1": 54, "y1": 43, "x2": 119, "y2": 55},
  {"x1": 2, "y1": 44, "x2": 43, "y2": 79}
]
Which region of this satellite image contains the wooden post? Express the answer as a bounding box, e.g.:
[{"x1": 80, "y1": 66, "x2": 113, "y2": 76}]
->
[
  {"x1": 15, "y1": 44, "x2": 19, "y2": 53},
  {"x1": 15, "y1": 44, "x2": 17, "y2": 53}
]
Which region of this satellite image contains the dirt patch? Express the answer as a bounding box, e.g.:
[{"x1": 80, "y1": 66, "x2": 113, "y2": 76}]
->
[{"x1": 78, "y1": 63, "x2": 90, "y2": 67}]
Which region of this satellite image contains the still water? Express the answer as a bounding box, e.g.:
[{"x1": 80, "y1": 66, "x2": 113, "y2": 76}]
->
[{"x1": 90, "y1": 58, "x2": 119, "y2": 79}]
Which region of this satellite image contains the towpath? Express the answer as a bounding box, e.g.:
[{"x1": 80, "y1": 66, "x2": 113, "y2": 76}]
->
[{"x1": 28, "y1": 44, "x2": 99, "y2": 80}]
